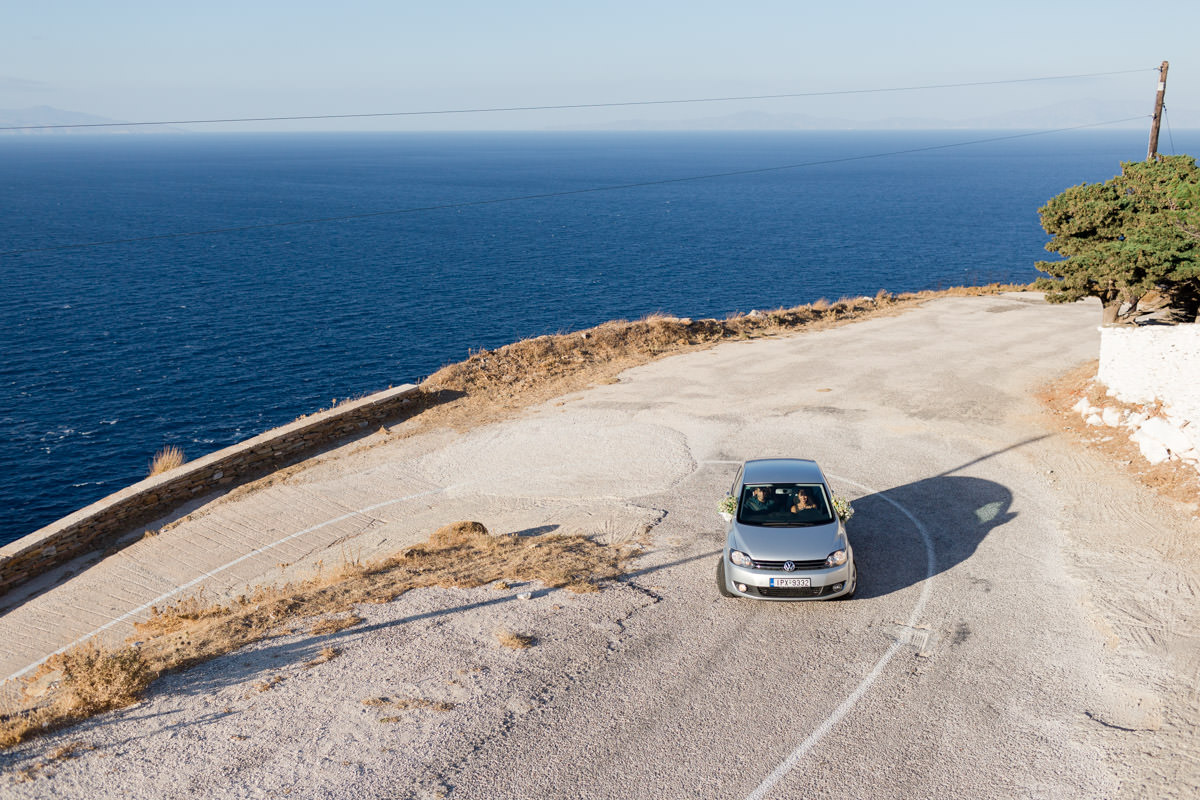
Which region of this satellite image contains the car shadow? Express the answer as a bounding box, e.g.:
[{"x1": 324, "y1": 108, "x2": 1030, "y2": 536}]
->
[{"x1": 850, "y1": 474, "x2": 1016, "y2": 600}]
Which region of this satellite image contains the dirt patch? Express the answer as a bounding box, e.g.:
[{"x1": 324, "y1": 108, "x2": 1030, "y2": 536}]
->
[{"x1": 1037, "y1": 360, "x2": 1200, "y2": 509}]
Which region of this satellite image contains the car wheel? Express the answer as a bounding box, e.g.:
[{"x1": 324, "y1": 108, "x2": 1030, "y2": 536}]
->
[{"x1": 716, "y1": 558, "x2": 736, "y2": 598}]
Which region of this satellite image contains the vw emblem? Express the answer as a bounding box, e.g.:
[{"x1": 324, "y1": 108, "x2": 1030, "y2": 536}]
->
[{"x1": 783, "y1": 561, "x2": 795, "y2": 572}]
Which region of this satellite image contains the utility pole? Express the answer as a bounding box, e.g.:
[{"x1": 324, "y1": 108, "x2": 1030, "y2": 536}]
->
[{"x1": 1147, "y1": 60, "x2": 1169, "y2": 161}]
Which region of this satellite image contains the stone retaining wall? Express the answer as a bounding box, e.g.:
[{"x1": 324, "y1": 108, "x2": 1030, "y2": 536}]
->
[{"x1": 0, "y1": 384, "x2": 422, "y2": 597}]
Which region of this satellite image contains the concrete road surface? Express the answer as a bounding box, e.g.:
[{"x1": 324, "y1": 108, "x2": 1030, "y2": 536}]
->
[{"x1": 2, "y1": 293, "x2": 1197, "y2": 799}]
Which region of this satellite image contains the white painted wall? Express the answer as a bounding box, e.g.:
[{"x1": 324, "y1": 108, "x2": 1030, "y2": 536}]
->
[
  {"x1": 1099, "y1": 325, "x2": 1200, "y2": 423},
  {"x1": 1094, "y1": 324, "x2": 1200, "y2": 469}
]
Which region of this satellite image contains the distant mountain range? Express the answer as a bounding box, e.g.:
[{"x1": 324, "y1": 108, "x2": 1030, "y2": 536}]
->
[{"x1": 0, "y1": 105, "x2": 176, "y2": 135}]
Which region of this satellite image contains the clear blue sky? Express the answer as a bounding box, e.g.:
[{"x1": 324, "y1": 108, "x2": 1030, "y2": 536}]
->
[{"x1": 3, "y1": 0, "x2": 1196, "y2": 131}]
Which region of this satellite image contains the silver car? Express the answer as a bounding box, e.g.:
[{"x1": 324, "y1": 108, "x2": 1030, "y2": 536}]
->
[{"x1": 717, "y1": 458, "x2": 856, "y2": 600}]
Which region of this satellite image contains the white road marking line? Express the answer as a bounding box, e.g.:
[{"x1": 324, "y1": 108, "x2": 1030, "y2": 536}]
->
[
  {"x1": 4, "y1": 487, "x2": 449, "y2": 686},
  {"x1": 744, "y1": 474, "x2": 936, "y2": 800}
]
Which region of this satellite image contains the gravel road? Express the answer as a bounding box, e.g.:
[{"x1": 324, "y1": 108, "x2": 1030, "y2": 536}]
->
[{"x1": 3, "y1": 293, "x2": 1197, "y2": 799}]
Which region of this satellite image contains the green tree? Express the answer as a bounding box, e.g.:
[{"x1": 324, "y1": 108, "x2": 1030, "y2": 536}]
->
[{"x1": 1035, "y1": 155, "x2": 1200, "y2": 324}]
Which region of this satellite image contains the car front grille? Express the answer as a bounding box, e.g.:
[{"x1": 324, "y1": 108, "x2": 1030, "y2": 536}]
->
[
  {"x1": 754, "y1": 585, "x2": 831, "y2": 598},
  {"x1": 752, "y1": 559, "x2": 827, "y2": 571}
]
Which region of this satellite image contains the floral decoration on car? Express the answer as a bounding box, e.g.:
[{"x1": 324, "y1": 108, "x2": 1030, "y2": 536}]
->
[
  {"x1": 831, "y1": 493, "x2": 854, "y2": 523},
  {"x1": 718, "y1": 494, "x2": 737, "y2": 517}
]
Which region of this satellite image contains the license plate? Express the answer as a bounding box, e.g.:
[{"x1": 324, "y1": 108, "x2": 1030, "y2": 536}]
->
[{"x1": 770, "y1": 577, "x2": 811, "y2": 588}]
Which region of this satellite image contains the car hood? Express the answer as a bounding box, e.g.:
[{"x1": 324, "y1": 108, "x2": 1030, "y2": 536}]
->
[{"x1": 729, "y1": 519, "x2": 844, "y2": 561}]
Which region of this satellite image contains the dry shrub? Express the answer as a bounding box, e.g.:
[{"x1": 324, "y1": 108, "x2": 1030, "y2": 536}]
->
[
  {"x1": 428, "y1": 520, "x2": 492, "y2": 546},
  {"x1": 53, "y1": 641, "x2": 152, "y2": 717},
  {"x1": 496, "y1": 629, "x2": 535, "y2": 650},
  {"x1": 0, "y1": 642, "x2": 152, "y2": 749},
  {"x1": 147, "y1": 445, "x2": 185, "y2": 476}
]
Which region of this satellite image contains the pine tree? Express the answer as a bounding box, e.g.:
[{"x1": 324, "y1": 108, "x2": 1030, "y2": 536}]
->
[{"x1": 1035, "y1": 155, "x2": 1200, "y2": 324}]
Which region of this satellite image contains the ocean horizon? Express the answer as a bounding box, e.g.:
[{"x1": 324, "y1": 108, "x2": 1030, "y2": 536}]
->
[{"x1": 2, "y1": 129, "x2": 1196, "y2": 545}]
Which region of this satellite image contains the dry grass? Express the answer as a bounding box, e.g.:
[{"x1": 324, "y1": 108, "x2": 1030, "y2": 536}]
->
[
  {"x1": 0, "y1": 520, "x2": 627, "y2": 750},
  {"x1": 1038, "y1": 361, "x2": 1200, "y2": 506},
  {"x1": 147, "y1": 445, "x2": 185, "y2": 476},
  {"x1": 309, "y1": 613, "x2": 364, "y2": 636},
  {"x1": 363, "y1": 696, "x2": 456, "y2": 716},
  {"x1": 303, "y1": 646, "x2": 340, "y2": 669},
  {"x1": 496, "y1": 629, "x2": 536, "y2": 650},
  {"x1": 249, "y1": 675, "x2": 287, "y2": 695}
]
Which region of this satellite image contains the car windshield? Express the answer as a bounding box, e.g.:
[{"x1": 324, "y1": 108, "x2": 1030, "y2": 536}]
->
[{"x1": 737, "y1": 483, "x2": 834, "y2": 527}]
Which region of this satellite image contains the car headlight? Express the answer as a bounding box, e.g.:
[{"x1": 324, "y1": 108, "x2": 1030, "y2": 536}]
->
[
  {"x1": 729, "y1": 549, "x2": 753, "y2": 568},
  {"x1": 825, "y1": 549, "x2": 847, "y2": 567}
]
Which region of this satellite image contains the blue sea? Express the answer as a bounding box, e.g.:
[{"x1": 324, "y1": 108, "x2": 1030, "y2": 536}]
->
[{"x1": 1, "y1": 129, "x2": 1192, "y2": 545}]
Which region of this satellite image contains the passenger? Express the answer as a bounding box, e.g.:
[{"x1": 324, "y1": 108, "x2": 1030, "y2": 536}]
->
[{"x1": 789, "y1": 489, "x2": 817, "y2": 514}]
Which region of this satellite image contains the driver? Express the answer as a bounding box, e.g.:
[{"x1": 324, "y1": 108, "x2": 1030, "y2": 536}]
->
[{"x1": 744, "y1": 486, "x2": 773, "y2": 512}]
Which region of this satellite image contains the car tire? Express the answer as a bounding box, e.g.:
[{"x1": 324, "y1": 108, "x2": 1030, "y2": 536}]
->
[{"x1": 716, "y1": 558, "x2": 736, "y2": 598}]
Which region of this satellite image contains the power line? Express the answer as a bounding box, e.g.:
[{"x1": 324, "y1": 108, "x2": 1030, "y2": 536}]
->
[
  {"x1": 0, "y1": 68, "x2": 1155, "y2": 132},
  {"x1": 0, "y1": 116, "x2": 1148, "y2": 258}
]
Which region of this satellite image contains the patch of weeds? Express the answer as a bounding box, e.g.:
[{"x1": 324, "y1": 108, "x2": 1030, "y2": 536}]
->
[
  {"x1": 363, "y1": 696, "x2": 456, "y2": 716},
  {"x1": 48, "y1": 741, "x2": 92, "y2": 761},
  {"x1": 303, "y1": 646, "x2": 341, "y2": 669},
  {"x1": 147, "y1": 445, "x2": 185, "y2": 476},
  {"x1": 496, "y1": 629, "x2": 536, "y2": 650},
  {"x1": 253, "y1": 675, "x2": 286, "y2": 693}
]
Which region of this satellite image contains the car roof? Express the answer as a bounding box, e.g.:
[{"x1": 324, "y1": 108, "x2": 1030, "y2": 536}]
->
[{"x1": 741, "y1": 458, "x2": 826, "y2": 484}]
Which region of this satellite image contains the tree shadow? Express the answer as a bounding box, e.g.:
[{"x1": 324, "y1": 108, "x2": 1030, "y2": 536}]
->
[{"x1": 850, "y1": 475, "x2": 1016, "y2": 600}]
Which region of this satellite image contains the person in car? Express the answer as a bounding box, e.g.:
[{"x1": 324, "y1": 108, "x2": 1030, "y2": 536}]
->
[
  {"x1": 745, "y1": 486, "x2": 773, "y2": 512},
  {"x1": 789, "y1": 489, "x2": 817, "y2": 514}
]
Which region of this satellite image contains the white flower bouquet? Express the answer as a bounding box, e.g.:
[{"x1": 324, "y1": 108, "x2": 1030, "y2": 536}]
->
[
  {"x1": 832, "y1": 493, "x2": 855, "y2": 523},
  {"x1": 718, "y1": 494, "x2": 737, "y2": 521}
]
